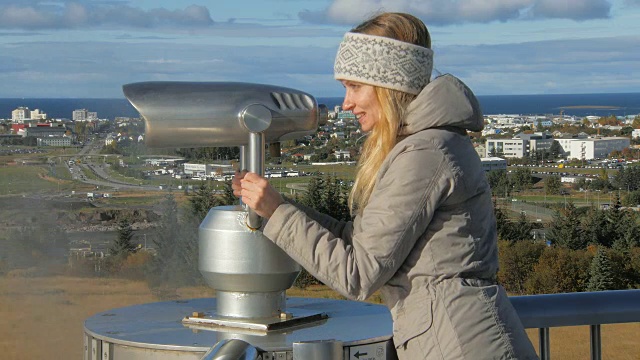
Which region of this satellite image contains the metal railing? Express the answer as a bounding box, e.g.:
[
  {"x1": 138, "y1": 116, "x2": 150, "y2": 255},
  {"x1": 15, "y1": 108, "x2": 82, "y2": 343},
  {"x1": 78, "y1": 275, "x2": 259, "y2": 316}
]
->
[{"x1": 510, "y1": 289, "x2": 640, "y2": 360}]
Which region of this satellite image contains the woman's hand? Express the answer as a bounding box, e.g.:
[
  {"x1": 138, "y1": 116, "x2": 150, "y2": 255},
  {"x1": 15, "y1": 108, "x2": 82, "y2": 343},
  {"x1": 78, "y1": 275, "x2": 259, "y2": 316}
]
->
[
  {"x1": 233, "y1": 170, "x2": 284, "y2": 219},
  {"x1": 232, "y1": 170, "x2": 248, "y2": 197}
]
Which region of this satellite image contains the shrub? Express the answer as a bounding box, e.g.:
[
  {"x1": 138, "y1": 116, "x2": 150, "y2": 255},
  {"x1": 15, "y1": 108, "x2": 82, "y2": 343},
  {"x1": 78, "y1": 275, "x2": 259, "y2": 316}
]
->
[
  {"x1": 497, "y1": 240, "x2": 545, "y2": 294},
  {"x1": 525, "y1": 247, "x2": 592, "y2": 294}
]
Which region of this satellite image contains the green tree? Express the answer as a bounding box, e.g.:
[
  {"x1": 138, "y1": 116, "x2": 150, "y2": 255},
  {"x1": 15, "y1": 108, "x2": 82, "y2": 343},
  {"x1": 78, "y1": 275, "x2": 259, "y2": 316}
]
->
[
  {"x1": 323, "y1": 175, "x2": 350, "y2": 221},
  {"x1": 498, "y1": 211, "x2": 536, "y2": 242},
  {"x1": 494, "y1": 204, "x2": 510, "y2": 240},
  {"x1": 147, "y1": 194, "x2": 181, "y2": 287},
  {"x1": 497, "y1": 240, "x2": 545, "y2": 294},
  {"x1": 525, "y1": 247, "x2": 592, "y2": 294},
  {"x1": 487, "y1": 170, "x2": 511, "y2": 198},
  {"x1": 510, "y1": 168, "x2": 533, "y2": 192},
  {"x1": 581, "y1": 207, "x2": 610, "y2": 247},
  {"x1": 611, "y1": 210, "x2": 640, "y2": 251},
  {"x1": 622, "y1": 190, "x2": 640, "y2": 206},
  {"x1": 301, "y1": 174, "x2": 326, "y2": 213},
  {"x1": 547, "y1": 201, "x2": 586, "y2": 249},
  {"x1": 549, "y1": 140, "x2": 563, "y2": 159},
  {"x1": 221, "y1": 180, "x2": 237, "y2": 206},
  {"x1": 544, "y1": 175, "x2": 562, "y2": 195},
  {"x1": 299, "y1": 174, "x2": 350, "y2": 221},
  {"x1": 587, "y1": 248, "x2": 617, "y2": 291},
  {"x1": 110, "y1": 217, "x2": 137, "y2": 257},
  {"x1": 614, "y1": 166, "x2": 640, "y2": 192},
  {"x1": 189, "y1": 182, "x2": 223, "y2": 220}
]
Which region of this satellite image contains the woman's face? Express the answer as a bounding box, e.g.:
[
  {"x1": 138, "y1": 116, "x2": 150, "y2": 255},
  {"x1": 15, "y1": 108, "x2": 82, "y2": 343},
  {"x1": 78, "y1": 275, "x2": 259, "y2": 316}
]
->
[{"x1": 341, "y1": 80, "x2": 381, "y2": 133}]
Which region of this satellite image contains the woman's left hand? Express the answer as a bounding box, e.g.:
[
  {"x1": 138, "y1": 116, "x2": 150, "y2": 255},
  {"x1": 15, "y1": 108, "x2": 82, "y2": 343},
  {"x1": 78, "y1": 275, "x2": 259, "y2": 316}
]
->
[{"x1": 239, "y1": 172, "x2": 284, "y2": 219}]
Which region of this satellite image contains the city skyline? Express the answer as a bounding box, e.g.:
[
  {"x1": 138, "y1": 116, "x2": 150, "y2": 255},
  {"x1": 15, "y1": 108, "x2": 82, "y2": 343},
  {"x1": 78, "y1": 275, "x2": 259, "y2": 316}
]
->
[{"x1": 1, "y1": 0, "x2": 639, "y2": 98}]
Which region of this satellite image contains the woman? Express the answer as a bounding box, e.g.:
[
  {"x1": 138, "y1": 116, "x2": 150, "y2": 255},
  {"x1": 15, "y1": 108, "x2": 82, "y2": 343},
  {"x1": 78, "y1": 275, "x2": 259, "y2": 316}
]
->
[{"x1": 234, "y1": 12, "x2": 538, "y2": 360}]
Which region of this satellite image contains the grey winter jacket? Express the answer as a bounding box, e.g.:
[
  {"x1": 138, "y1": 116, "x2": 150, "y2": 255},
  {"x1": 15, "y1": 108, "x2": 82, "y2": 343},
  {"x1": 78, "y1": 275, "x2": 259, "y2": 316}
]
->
[{"x1": 263, "y1": 74, "x2": 538, "y2": 359}]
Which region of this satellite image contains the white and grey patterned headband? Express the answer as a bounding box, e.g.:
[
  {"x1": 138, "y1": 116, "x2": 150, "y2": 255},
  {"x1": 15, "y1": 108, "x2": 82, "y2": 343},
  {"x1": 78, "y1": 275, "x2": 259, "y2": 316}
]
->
[{"x1": 334, "y1": 32, "x2": 434, "y2": 95}]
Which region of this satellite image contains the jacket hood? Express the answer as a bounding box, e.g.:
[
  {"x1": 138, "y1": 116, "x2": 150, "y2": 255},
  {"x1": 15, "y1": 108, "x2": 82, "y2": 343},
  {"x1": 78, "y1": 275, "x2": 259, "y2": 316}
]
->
[{"x1": 400, "y1": 74, "x2": 484, "y2": 136}]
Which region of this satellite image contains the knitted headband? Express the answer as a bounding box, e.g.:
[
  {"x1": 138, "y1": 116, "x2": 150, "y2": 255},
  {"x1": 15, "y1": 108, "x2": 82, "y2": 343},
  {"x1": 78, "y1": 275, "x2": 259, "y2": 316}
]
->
[{"x1": 334, "y1": 32, "x2": 434, "y2": 95}]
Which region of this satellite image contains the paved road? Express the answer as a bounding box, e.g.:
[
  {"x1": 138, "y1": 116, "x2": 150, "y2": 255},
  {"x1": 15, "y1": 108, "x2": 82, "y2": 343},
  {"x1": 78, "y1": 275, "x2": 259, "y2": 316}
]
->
[{"x1": 55, "y1": 140, "x2": 164, "y2": 192}]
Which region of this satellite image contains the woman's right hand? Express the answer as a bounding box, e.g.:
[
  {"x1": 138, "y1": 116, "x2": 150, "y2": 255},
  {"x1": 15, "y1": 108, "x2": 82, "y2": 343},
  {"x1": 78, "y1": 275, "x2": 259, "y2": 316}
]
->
[{"x1": 232, "y1": 170, "x2": 248, "y2": 198}]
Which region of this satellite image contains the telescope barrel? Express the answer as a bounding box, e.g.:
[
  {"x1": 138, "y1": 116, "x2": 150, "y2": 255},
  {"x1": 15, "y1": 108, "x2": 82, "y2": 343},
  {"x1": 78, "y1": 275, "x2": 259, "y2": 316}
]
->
[{"x1": 122, "y1": 81, "x2": 319, "y2": 148}]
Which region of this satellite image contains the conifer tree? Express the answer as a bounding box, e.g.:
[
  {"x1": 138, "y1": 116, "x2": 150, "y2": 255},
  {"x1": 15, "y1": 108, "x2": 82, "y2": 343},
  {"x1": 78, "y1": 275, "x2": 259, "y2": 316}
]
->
[
  {"x1": 544, "y1": 175, "x2": 562, "y2": 195},
  {"x1": 547, "y1": 201, "x2": 586, "y2": 249},
  {"x1": 189, "y1": 182, "x2": 222, "y2": 221},
  {"x1": 587, "y1": 248, "x2": 616, "y2": 291},
  {"x1": 581, "y1": 207, "x2": 609, "y2": 247},
  {"x1": 110, "y1": 217, "x2": 137, "y2": 257},
  {"x1": 301, "y1": 174, "x2": 326, "y2": 213},
  {"x1": 494, "y1": 202, "x2": 510, "y2": 241},
  {"x1": 323, "y1": 175, "x2": 351, "y2": 221},
  {"x1": 148, "y1": 194, "x2": 181, "y2": 286}
]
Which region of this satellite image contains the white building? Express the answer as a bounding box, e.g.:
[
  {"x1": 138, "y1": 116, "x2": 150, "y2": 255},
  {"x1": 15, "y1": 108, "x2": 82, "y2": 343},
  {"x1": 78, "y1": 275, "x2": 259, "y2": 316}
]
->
[
  {"x1": 73, "y1": 109, "x2": 98, "y2": 122},
  {"x1": 474, "y1": 143, "x2": 486, "y2": 159},
  {"x1": 632, "y1": 129, "x2": 640, "y2": 139},
  {"x1": 334, "y1": 150, "x2": 351, "y2": 160},
  {"x1": 11, "y1": 107, "x2": 30, "y2": 123},
  {"x1": 183, "y1": 163, "x2": 233, "y2": 178},
  {"x1": 480, "y1": 157, "x2": 507, "y2": 172},
  {"x1": 105, "y1": 135, "x2": 115, "y2": 146},
  {"x1": 485, "y1": 133, "x2": 554, "y2": 158},
  {"x1": 30, "y1": 109, "x2": 47, "y2": 120},
  {"x1": 555, "y1": 134, "x2": 589, "y2": 157},
  {"x1": 568, "y1": 137, "x2": 631, "y2": 160},
  {"x1": 485, "y1": 138, "x2": 527, "y2": 158},
  {"x1": 37, "y1": 136, "x2": 71, "y2": 147}
]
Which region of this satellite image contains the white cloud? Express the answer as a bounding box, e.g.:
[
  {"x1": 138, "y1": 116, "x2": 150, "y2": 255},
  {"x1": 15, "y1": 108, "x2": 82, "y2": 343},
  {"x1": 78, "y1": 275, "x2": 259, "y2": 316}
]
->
[
  {"x1": 0, "y1": 2, "x2": 214, "y2": 29},
  {"x1": 300, "y1": 0, "x2": 612, "y2": 25},
  {"x1": 527, "y1": 0, "x2": 611, "y2": 20},
  {"x1": 0, "y1": 40, "x2": 338, "y2": 97},
  {"x1": 437, "y1": 35, "x2": 640, "y2": 94}
]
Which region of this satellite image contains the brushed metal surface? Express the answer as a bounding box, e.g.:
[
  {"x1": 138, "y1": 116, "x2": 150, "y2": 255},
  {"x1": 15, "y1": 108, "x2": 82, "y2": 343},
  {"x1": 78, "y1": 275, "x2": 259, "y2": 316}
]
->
[
  {"x1": 84, "y1": 297, "x2": 394, "y2": 353},
  {"x1": 198, "y1": 206, "x2": 300, "y2": 294},
  {"x1": 122, "y1": 82, "x2": 319, "y2": 148}
]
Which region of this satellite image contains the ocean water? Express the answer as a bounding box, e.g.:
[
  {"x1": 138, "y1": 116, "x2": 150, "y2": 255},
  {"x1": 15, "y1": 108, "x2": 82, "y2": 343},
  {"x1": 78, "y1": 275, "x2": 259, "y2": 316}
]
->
[
  {"x1": 1, "y1": 93, "x2": 639, "y2": 121},
  {"x1": 320, "y1": 93, "x2": 640, "y2": 118}
]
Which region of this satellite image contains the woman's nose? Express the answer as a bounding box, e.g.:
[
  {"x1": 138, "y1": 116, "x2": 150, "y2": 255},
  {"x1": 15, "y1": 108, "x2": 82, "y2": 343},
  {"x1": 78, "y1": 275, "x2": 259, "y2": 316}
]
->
[{"x1": 342, "y1": 95, "x2": 354, "y2": 110}]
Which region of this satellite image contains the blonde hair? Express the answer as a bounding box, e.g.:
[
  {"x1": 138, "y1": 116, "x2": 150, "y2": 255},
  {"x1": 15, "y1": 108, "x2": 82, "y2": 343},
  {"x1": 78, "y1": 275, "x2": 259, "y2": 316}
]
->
[{"x1": 347, "y1": 13, "x2": 431, "y2": 214}]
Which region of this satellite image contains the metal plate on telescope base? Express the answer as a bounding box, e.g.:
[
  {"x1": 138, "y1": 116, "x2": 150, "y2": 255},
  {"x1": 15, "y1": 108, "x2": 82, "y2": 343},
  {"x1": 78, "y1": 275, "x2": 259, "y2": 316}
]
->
[
  {"x1": 183, "y1": 308, "x2": 328, "y2": 333},
  {"x1": 84, "y1": 297, "x2": 394, "y2": 354}
]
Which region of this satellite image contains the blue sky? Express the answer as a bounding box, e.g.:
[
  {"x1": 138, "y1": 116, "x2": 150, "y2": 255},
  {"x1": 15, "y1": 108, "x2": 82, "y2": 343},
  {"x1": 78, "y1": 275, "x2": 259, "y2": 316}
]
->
[{"x1": 0, "y1": 0, "x2": 639, "y2": 98}]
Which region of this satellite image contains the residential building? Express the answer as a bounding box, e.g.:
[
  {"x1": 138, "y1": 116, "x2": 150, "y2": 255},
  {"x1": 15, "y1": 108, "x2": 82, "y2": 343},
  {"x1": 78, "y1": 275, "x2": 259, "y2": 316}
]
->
[
  {"x1": 73, "y1": 109, "x2": 98, "y2": 122},
  {"x1": 105, "y1": 135, "x2": 115, "y2": 146},
  {"x1": 337, "y1": 111, "x2": 356, "y2": 121},
  {"x1": 632, "y1": 129, "x2": 640, "y2": 139},
  {"x1": 11, "y1": 107, "x2": 30, "y2": 123},
  {"x1": 30, "y1": 109, "x2": 47, "y2": 120},
  {"x1": 334, "y1": 150, "x2": 351, "y2": 160},
  {"x1": 474, "y1": 143, "x2": 486, "y2": 159}
]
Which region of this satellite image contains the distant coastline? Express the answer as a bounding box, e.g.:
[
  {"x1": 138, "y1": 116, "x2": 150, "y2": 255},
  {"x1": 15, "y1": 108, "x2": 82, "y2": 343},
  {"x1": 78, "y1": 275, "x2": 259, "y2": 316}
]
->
[
  {"x1": 559, "y1": 105, "x2": 621, "y2": 110},
  {"x1": 1, "y1": 92, "x2": 639, "y2": 120}
]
